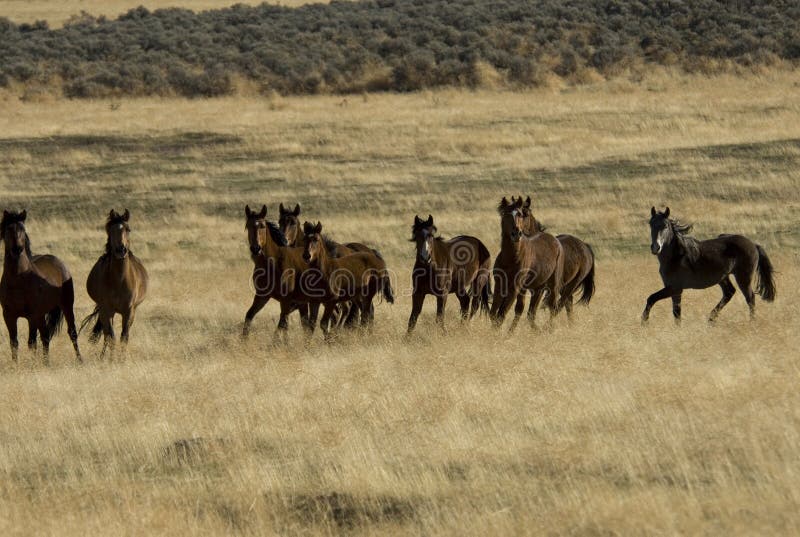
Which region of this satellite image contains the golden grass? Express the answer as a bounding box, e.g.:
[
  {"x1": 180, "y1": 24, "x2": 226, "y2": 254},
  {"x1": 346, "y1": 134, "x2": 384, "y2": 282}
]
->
[
  {"x1": 0, "y1": 71, "x2": 799, "y2": 535},
  {"x1": 3, "y1": 0, "x2": 327, "y2": 27}
]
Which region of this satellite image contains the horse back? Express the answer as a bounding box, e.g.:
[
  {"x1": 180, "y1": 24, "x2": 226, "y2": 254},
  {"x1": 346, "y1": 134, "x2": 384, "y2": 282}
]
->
[{"x1": 32, "y1": 254, "x2": 72, "y2": 287}]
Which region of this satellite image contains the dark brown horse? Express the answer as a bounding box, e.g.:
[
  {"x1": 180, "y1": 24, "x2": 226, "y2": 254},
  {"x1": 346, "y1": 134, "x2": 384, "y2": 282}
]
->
[
  {"x1": 301, "y1": 221, "x2": 394, "y2": 338},
  {"x1": 81, "y1": 209, "x2": 148, "y2": 357},
  {"x1": 407, "y1": 214, "x2": 491, "y2": 333},
  {"x1": 242, "y1": 204, "x2": 314, "y2": 340},
  {"x1": 279, "y1": 202, "x2": 378, "y2": 326},
  {"x1": 509, "y1": 196, "x2": 595, "y2": 329},
  {"x1": 643, "y1": 207, "x2": 775, "y2": 323},
  {"x1": 0, "y1": 210, "x2": 82, "y2": 363},
  {"x1": 490, "y1": 197, "x2": 563, "y2": 328}
]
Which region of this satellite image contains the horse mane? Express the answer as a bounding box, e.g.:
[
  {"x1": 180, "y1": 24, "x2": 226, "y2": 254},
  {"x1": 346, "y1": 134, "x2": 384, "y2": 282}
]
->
[
  {"x1": 670, "y1": 218, "x2": 700, "y2": 263},
  {"x1": 531, "y1": 218, "x2": 546, "y2": 233},
  {"x1": 1, "y1": 211, "x2": 33, "y2": 257},
  {"x1": 322, "y1": 235, "x2": 339, "y2": 255},
  {"x1": 266, "y1": 221, "x2": 288, "y2": 246}
]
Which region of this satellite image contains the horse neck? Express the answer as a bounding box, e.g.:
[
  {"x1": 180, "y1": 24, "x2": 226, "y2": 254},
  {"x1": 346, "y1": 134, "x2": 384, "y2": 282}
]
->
[
  {"x1": 3, "y1": 247, "x2": 34, "y2": 276},
  {"x1": 500, "y1": 232, "x2": 522, "y2": 262},
  {"x1": 430, "y1": 238, "x2": 449, "y2": 269},
  {"x1": 315, "y1": 241, "x2": 335, "y2": 277},
  {"x1": 261, "y1": 230, "x2": 282, "y2": 259},
  {"x1": 658, "y1": 235, "x2": 681, "y2": 263}
]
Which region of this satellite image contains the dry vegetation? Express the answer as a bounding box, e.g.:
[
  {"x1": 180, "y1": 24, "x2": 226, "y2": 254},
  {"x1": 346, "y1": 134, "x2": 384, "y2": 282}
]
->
[
  {"x1": 2, "y1": 0, "x2": 323, "y2": 27},
  {"x1": 0, "y1": 72, "x2": 799, "y2": 535}
]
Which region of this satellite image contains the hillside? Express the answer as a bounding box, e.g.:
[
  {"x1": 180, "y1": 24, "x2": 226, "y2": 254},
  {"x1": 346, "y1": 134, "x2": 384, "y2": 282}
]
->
[{"x1": 1, "y1": 0, "x2": 799, "y2": 98}]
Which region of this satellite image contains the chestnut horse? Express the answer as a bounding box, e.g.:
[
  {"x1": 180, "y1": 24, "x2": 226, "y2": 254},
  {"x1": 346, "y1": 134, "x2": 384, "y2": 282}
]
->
[
  {"x1": 643, "y1": 207, "x2": 775, "y2": 324},
  {"x1": 242, "y1": 204, "x2": 314, "y2": 339},
  {"x1": 407, "y1": 214, "x2": 491, "y2": 333},
  {"x1": 509, "y1": 196, "x2": 595, "y2": 329},
  {"x1": 490, "y1": 197, "x2": 563, "y2": 328},
  {"x1": 81, "y1": 209, "x2": 148, "y2": 357},
  {"x1": 279, "y1": 202, "x2": 378, "y2": 326},
  {"x1": 301, "y1": 221, "x2": 394, "y2": 338},
  {"x1": 0, "y1": 210, "x2": 82, "y2": 363}
]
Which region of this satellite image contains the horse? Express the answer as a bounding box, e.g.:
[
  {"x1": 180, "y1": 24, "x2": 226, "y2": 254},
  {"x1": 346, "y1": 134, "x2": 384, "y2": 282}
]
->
[
  {"x1": 301, "y1": 221, "x2": 394, "y2": 339},
  {"x1": 508, "y1": 196, "x2": 595, "y2": 329},
  {"x1": 642, "y1": 207, "x2": 775, "y2": 324},
  {"x1": 0, "y1": 210, "x2": 82, "y2": 363},
  {"x1": 490, "y1": 197, "x2": 564, "y2": 328},
  {"x1": 242, "y1": 204, "x2": 315, "y2": 340},
  {"x1": 406, "y1": 214, "x2": 491, "y2": 333},
  {"x1": 279, "y1": 202, "x2": 378, "y2": 326},
  {"x1": 81, "y1": 209, "x2": 148, "y2": 357}
]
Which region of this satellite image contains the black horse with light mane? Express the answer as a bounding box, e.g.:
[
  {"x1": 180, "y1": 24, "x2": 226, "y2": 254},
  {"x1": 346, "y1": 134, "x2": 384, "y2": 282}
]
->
[{"x1": 643, "y1": 207, "x2": 775, "y2": 324}]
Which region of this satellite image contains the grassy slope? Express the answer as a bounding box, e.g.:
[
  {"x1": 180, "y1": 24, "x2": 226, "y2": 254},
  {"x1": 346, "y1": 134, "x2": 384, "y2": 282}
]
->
[{"x1": 0, "y1": 72, "x2": 798, "y2": 534}]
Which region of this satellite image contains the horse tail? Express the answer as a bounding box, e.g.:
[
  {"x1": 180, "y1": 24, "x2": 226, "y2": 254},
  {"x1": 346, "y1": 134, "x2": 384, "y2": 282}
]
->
[
  {"x1": 45, "y1": 307, "x2": 64, "y2": 338},
  {"x1": 80, "y1": 306, "x2": 104, "y2": 343},
  {"x1": 755, "y1": 244, "x2": 776, "y2": 302},
  {"x1": 577, "y1": 244, "x2": 596, "y2": 306},
  {"x1": 381, "y1": 275, "x2": 395, "y2": 304},
  {"x1": 480, "y1": 275, "x2": 491, "y2": 315}
]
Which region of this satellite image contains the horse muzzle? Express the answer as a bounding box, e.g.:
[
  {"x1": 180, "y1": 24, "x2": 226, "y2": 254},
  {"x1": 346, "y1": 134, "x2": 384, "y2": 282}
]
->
[
  {"x1": 250, "y1": 245, "x2": 262, "y2": 257},
  {"x1": 114, "y1": 246, "x2": 128, "y2": 259},
  {"x1": 651, "y1": 243, "x2": 661, "y2": 255},
  {"x1": 302, "y1": 253, "x2": 311, "y2": 262}
]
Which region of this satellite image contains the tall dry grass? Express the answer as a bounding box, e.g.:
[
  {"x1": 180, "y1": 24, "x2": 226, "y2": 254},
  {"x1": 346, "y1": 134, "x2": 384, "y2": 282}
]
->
[{"x1": 0, "y1": 72, "x2": 798, "y2": 535}]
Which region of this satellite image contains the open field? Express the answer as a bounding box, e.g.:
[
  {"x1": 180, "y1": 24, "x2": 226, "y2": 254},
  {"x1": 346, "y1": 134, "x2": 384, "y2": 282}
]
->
[
  {"x1": 3, "y1": 0, "x2": 324, "y2": 27},
  {"x1": 0, "y1": 72, "x2": 799, "y2": 534}
]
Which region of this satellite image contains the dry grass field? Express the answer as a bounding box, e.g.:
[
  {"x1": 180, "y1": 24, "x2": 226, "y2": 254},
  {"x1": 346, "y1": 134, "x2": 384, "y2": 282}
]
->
[
  {"x1": 3, "y1": 0, "x2": 325, "y2": 27},
  {"x1": 0, "y1": 71, "x2": 799, "y2": 535}
]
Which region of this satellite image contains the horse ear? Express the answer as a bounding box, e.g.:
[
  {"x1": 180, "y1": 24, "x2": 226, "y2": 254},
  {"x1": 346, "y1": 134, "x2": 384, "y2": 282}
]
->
[
  {"x1": 414, "y1": 215, "x2": 422, "y2": 225},
  {"x1": 664, "y1": 207, "x2": 670, "y2": 218},
  {"x1": 501, "y1": 197, "x2": 509, "y2": 207},
  {"x1": 293, "y1": 204, "x2": 300, "y2": 216},
  {"x1": 279, "y1": 203, "x2": 286, "y2": 214},
  {"x1": 20, "y1": 209, "x2": 27, "y2": 222},
  {"x1": 427, "y1": 214, "x2": 433, "y2": 225},
  {"x1": 314, "y1": 221, "x2": 323, "y2": 234},
  {"x1": 302, "y1": 221, "x2": 314, "y2": 235},
  {"x1": 650, "y1": 206, "x2": 656, "y2": 217},
  {"x1": 109, "y1": 209, "x2": 118, "y2": 219},
  {"x1": 122, "y1": 209, "x2": 130, "y2": 222},
  {"x1": 259, "y1": 205, "x2": 267, "y2": 218},
  {"x1": 524, "y1": 196, "x2": 531, "y2": 208},
  {"x1": 245, "y1": 205, "x2": 252, "y2": 217}
]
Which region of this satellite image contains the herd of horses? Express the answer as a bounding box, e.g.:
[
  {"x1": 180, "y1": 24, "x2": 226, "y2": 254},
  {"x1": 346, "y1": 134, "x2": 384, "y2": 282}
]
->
[{"x1": 0, "y1": 197, "x2": 776, "y2": 364}]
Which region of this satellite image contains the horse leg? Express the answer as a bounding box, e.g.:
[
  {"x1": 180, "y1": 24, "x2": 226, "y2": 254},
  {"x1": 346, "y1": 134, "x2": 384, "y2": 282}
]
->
[
  {"x1": 343, "y1": 300, "x2": 361, "y2": 328},
  {"x1": 307, "y1": 303, "x2": 320, "y2": 334},
  {"x1": 709, "y1": 278, "x2": 736, "y2": 323},
  {"x1": 4, "y1": 312, "x2": 19, "y2": 362},
  {"x1": 457, "y1": 292, "x2": 471, "y2": 323},
  {"x1": 558, "y1": 283, "x2": 578, "y2": 322},
  {"x1": 671, "y1": 292, "x2": 682, "y2": 325},
  {"x1": 27, "y1": 319, "x2": 38, "y2": 352},
  {"x1": 320, "y1": 303, "x2": 336, "y2": 342},
  {"x1": 435, "y1": 294, "x2": 448, "y2": 332},
  {"x1": 274, "y1": 302, "x2": 292, "y2": 346},
  {"x1": 100, "y1": 311, "x2": 115, "y2": 360},
  {"x1": 36, "y1": 317, "x2": 51, "y2": 366},
  {"x1": 527, "y1": 289, "x2": 545, "y2": 330},
  {"x1": 120, "y1": 307, "x2": 135, "y2": 351},
  {"x1": 407, "y1": 293, "x2": 426, "y2": 334},
  {"x1": 733, "y1": 270, "x2": 757, "y2": 320},
  {"x1": 62, "y1": 304, "x2": 82, "y2": 362},
  {"x1": 243, "y1": 295, "x2": 269, "y2": 338},
  {"x1": 642, "y1": 286, "x2": 678, "y2": 324},
  {"x1": 508, "y1": 293, "x2": 526, "y2": 333}
]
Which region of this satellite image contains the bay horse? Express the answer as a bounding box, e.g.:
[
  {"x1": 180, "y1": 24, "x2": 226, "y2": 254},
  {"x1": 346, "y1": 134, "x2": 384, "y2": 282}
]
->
[
  {"x1": 279, "y1": 202, "x2": 377, "y2": 326},
  {"x1": 642, "y1": 207, "x2": 775, "y2": 323},
  {"x1": 301, "y1": 221, "x2": 394, "y2": 339},
  {"x1": 490, "y1": 197, "x2": 563, "y2": 328},
  {"x1": 0, "y1": 210, "x2": 82, "y2": 363},
  {"x1": 407, "y1": 214, "x2": 491, "y2": 333},
  {"x1": 509, "y1": 196, "x2": 595, "y2": 329},
  {"x1": 242, "y1": 204, "x2": 314, "y2": 340},
  {"x1": 81, "y1": 209, "x2": 148, "y2": 357}
]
